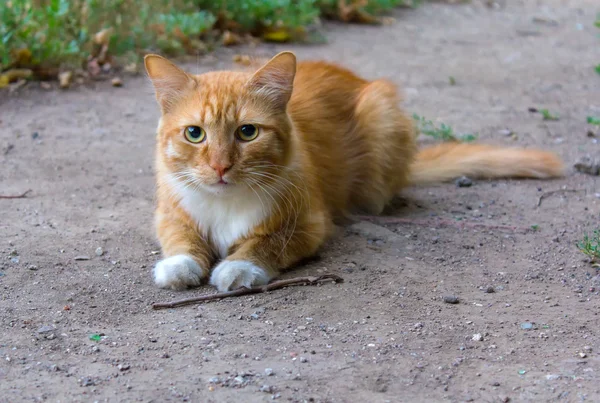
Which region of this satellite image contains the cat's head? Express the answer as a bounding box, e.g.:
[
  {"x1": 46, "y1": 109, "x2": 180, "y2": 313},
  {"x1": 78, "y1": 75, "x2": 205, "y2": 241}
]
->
[{"x1": 145, "y1": 52, "x2": 297, "y2": 196}]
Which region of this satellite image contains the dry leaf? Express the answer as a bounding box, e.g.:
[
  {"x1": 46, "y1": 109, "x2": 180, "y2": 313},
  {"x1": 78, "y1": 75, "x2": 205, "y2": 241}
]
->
[
  {"x1": 123, "y1": 63, "x2": 138, "y2": 75},
  {"x1": 222, "y1": 30, "x2": 241, "y2": 46},
  {"x1": 262, "y1": 29, "x2": 291, "y2": 42},
  {"x1": 0, "y1": 75, "x2": 9, "y2": 89},
  {"x1": 9, "y1": 79, "x2": 27, "y2": 93},
  {"x1": 59, "y1": 71, "x2": 73, "y2": 89},
  {"x1": 233, "y1": 54, "x2": 252, "y2": 66},
  {"x1": 93, "y1": 28, "x2": 113, "y2": 46},
  {"x1": 111, "y1": 77, "x2": 123, "y2": 87},
  {"x1": 337, "y1": 0, "x2": 380, "y2": 24},
  {"x1": 0, "y1": 69, "x2": 33, "y2": 83}
]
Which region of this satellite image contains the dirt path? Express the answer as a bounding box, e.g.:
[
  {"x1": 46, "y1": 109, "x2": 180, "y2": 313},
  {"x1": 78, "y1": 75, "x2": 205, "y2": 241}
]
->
[{"x1": 1, "y1": 1, "x2": 600, "y2": 401}]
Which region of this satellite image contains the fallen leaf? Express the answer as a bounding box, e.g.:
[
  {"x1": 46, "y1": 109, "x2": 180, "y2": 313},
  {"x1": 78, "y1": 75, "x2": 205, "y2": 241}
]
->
[
  {"x1": 89, "y1": 333, "x2": 102, "y2": 342},
  {"x1": 233, "y1": 54, "x2": 251, "y2": 66},
  {"x1": 1, "y1": 69, "x2": 33, "y2": 83},
  {"x1": 94, "y1": 28, "x2": 113, "y2": 46},
  {"x1": 263, "y1": 29, "x2": 291, "y2": 43},
  {"x1": 59, "y1": 71, "x2": 73, "y2": 89},
  {"x1": 111, "y1": 77, "x2": 123, "y2": 87},
  {"x1": 222, "y1": 30, "x2": 241, "y2": 46}
]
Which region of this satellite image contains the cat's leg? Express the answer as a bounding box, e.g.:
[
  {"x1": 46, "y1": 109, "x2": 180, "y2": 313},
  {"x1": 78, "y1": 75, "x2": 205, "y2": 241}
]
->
[
  {"x1": 153, "y1": 208, "x2": 214, "y2": 290},
  {"x1": 210, "y1": 215, "x2": 330, "y2": 292}
]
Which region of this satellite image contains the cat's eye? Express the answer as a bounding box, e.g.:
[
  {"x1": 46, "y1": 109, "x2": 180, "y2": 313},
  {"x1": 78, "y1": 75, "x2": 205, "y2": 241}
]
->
[
  {"x1": 184, "y1": 126, "x2": 206, "y2": 143},
  {"x1": 236, "y1": 124, "x2": 259, "y2": 141}
]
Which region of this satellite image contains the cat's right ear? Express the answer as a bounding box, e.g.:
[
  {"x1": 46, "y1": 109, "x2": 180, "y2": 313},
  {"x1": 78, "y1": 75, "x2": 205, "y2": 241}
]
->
[{"x1": 144, "y1": 54, "x2": 196, "y2": 112}]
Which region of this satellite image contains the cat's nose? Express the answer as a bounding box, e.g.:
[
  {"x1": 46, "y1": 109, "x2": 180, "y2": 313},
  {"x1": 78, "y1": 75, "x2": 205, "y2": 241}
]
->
[{"x1": 210, "y1": 162, "x2": 232, "y2": 178}]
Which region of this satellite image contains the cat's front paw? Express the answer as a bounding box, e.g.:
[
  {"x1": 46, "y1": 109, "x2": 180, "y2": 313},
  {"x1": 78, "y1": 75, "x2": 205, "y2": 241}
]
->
[
  {"x1": 154, "y1": 254, "x2": 207, "y2": 290},
  {"x1": 209, "y1": 260, "x2": 271, "y2": 292}
]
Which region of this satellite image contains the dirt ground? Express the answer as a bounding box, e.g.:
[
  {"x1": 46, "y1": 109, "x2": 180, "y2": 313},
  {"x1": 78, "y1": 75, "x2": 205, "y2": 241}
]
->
[{"x1": 1, "y1": 0, "x2": 600, "y2": 401}]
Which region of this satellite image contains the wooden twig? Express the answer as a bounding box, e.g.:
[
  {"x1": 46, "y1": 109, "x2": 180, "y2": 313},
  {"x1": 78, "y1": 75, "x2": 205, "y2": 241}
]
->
[
  {"x1": 152, "y1": 274, "x2": 344, "y2": 310},
  {"x1": 359, "y1": 215, "x2": 531, "y2": 234},
  {"x1": 537, "y1": 188, "x2": 584, "y2": 207},
  {"x1": 0, "y1": 189, "x2": 31, "y2": 199}
]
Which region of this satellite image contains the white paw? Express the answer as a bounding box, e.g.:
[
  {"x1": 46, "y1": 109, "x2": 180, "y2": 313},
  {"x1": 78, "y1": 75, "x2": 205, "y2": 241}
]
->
[
  {"x1": 154, "y1": 254, "x2": 206, "y2": 290},
  {"x1": 209, "y1": 260, "x2": 271, "y2": 292}
]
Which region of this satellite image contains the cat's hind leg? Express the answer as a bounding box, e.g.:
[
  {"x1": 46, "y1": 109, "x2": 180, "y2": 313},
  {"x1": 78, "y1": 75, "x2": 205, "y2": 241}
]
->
[{"x1": 349, "y1": 79, "x2": 417, "y2": 214}]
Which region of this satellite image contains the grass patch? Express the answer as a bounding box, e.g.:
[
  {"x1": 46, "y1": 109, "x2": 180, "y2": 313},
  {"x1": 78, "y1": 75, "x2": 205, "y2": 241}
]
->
[
  {"x1": 588, "y1": 116, "x2": 600, "y2": 125},
  {"x1": 539, "y1": 109, "x2": 559, "y2": 121},
  {"x1": 0, "y1": 0, "x2": 417, "y2": 82},
  {"x1": 413, "y1": 114, "x2": 478, "y2": 142},
  {"x1": 578, "y1": 230, "x2": 600, "y2": 263}
]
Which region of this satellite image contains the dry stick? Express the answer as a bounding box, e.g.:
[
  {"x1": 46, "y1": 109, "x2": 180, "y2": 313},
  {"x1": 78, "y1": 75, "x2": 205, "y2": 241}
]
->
[
  {"x1": 0, "y1": 190, "x2": 32, "y2": 199},
  {"x1": 152, "y1": 274, "x2": 344, "y2": 310},
  {"x1": 537, "y1": 188, "x2": 585, "y2": 207},
  {"x1": 358, "y1": 215, "x2": 531, "y2": 234}
]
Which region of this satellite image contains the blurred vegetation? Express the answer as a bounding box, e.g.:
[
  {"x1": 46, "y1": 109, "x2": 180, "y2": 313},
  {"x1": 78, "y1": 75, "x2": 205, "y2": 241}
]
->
[{"x1": 0, "y1": 0, "x2": 417, "y2": 83}]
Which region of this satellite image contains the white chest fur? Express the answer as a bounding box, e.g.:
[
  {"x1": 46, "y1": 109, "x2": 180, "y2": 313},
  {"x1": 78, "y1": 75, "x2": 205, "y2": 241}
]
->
[{"x1": 167, "y1": 176, "x2": 270, "y2": 258}]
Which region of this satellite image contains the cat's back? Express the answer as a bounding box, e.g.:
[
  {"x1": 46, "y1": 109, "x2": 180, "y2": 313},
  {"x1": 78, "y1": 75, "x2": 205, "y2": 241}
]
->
[{"x1": 289, "y1": 61, "x2": 366, "y2": 119}]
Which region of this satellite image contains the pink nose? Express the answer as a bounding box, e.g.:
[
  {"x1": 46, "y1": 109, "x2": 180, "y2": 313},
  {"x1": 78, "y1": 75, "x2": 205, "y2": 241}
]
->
[{"x1": 210, "y1": 162, "x2": 232, "y2": 178}]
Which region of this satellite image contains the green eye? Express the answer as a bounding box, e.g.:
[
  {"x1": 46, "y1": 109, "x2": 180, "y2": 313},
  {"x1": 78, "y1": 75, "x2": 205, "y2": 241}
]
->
[
  {"x1": 236, "y1": 124, "x2": 259, "y2": 141},
  {"x1": 184, "y1": 126, "x2": 206, "y2": 143}
]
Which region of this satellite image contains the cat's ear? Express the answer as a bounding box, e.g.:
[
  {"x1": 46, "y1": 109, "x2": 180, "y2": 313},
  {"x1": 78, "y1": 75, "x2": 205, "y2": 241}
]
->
[
  {"x1": 247, "y1": 51, "x2": 296, "y2": 109},
  {"x1": 144, "y1": 54, "x2": 196, "y2": 112}
]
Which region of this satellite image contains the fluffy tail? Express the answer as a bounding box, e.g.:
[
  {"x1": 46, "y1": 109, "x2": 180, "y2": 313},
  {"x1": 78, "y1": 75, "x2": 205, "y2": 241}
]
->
[{"x1": 409, "y1": 142, "x2": 564, "y2": 185}]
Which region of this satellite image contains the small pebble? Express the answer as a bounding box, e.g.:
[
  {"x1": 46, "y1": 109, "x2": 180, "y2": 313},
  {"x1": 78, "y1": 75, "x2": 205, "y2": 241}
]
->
[
  {"x1": 484, "y1": 286, "x2": 495, "y2": 293},
  {"x1": 265, "y1": 368, "x2": 274, "y2": 376},
  {"x1": 520, "y1": 322, "x2": 534, "y2": 330},
  {"x1": 111, "y1": 77, "x2": 123, "y2": 87},
  {"x1": 455, "y1": 176, "x2": 473, "y2": 187},
  {"x1": 300, "y1": 357, "x2": 308, "y2": 363},
  {"x1": 27, "y1": 264, "x2": 38, "y2": 271},
  {"x1": 260, "y1": 385, "x2": 274, "y2": 393},
  {"x1": 574, "y1": 157, "x2": 600, "y2": 176},
  {"x1": 74, "y1": 256, "x2": 90, "y2": 261},
  {"x1": 443, "y1": 296, "x2": 460, "y2": 304},
  {"x1": 37, "y1": 325, "x2": 54, "y2": 334},
  {"x1": 472, "y1": 333, "x2": 483, "y2": 341},
  {"x1": 46, "y1": 333, "x2": 56, "y2": 340},
  {"x1": 579, "y1": 352, "x2": 587, "y2": 358},
  {"x1": 95, "y1": 247, "x2": 104, "y2": 256},
  {"x1": 118, "y1": 364, "x2": 130, "y2": 371}
]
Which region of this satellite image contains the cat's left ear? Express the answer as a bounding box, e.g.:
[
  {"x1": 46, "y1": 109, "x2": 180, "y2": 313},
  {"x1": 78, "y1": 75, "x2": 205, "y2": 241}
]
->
[
  {"x1": 144, "y1": 54, "x2": 196, "y2": 112},
  {"x1": 247, "y1": 51, "x2": 296, "y2": 110}
]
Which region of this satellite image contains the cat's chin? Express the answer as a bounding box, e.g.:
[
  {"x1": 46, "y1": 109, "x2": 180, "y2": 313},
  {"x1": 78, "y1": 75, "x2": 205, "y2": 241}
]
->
[{"x1": 203, "y1": 182, "x2": 238, "y2": 196}]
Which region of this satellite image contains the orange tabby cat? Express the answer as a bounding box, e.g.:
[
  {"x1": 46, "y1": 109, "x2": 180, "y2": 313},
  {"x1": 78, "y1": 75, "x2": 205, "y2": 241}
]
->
[{"x1": 145, "y1": 52, "x2": 563, "y2": 292}]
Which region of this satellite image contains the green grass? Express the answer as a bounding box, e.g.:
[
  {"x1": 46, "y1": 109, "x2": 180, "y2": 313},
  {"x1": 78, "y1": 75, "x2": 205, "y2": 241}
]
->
[
  {"x1": 1, "y1": 0, "x2": 416, "y2": 76},
  {"x1": 588, "y1": 116, "x2": 600, "y2": 125},
  {"x1": 577, "y1": 230, "x2": 600, "y2": 263},
  {"x1": 539, "y1": 109, "x2": 559, "y2": 121},
  {"x1": 412, "y1": 114, "x2": 478, "y2": 142}
]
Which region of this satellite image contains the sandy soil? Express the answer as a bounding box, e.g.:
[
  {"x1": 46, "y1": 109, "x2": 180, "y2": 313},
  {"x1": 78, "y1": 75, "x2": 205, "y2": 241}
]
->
[{"x1": 1, "y1": 0, "x2": 600, "y2": 401}]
